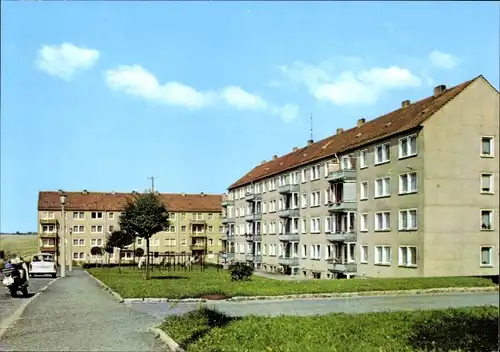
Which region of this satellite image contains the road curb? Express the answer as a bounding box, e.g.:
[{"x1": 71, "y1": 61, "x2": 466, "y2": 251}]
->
[
  {"x1": 149, "y1": 327, "x2": 186, "y2": 352},
  {"x1": 86, "y1": 272, "x2": 125, "y2": 303},
  {"x1": 0, "y1": 277, "x2": 60, "y2": 340},
  {"x1": 122, "y1": 286, "x2": 499, "y2": 303}
]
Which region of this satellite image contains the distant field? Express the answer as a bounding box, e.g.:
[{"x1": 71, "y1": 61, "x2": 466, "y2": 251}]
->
[{"x1": 0, "y1": 235, "x2": 39, "y2": 260}]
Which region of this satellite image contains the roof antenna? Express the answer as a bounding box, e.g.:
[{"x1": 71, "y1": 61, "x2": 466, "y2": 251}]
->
[{"x1": 307, "y1": 113, "x2": 314, "y2": 145}]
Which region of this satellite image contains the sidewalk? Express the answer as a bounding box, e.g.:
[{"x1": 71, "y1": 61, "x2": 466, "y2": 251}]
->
[{"x1": 0, "y1": 270, "x2": 165, "y2": 351}]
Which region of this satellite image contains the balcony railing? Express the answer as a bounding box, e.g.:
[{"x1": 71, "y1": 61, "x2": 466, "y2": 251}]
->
[
  {"x1": 278, "y1": 232, "x2": 300, "y2": 241},
  {"x1": 190, "y1": 244, "x2": 206, "y2": 251},
  {"x1": 220, "y1": 252, "x2": 235, "y2": 261},
  {"x1": 245, "y1": 192, "x2": 262, "y2": 202},
  {"x1": 221, "y1": 232, "x2": 234, "y2": 241},
  {"x1": 40, "y1": 218, "x2": 58, "y2": 225},
  {"x1": 327, "y1": 201, "x2": 357, "y2": 212},
  {"x1": 278, "y1": 184, "x2": 300, "y2": 194},
  {"x1": 245, "y1": 213, "x2": 262, "y2": 222},
  {"x1": 39, "y1": 232, "x2": 58, "y2": 238},
  {"x1": 245, "y1": 253, "x2": 255, "y2": 261},
  {"x1": 277, "y1": 256, "x2": 300, "y2": 266},
  {"x1": 221, "y1": 216, "x2": 235, "y2": 224},
  {"x1": 244, "y1": 233, "x2": 262, "y2": 242},
  {"x1": 39, "y1": 246, "x2": 57, "y2": 253},
  {"x1": 326, "y1": 232, "x2": 357, "y2": 242},
  {"x1": 189, "y1": 219, "x2": 206, "y2": 225},
  {"x1": 326, "y1": 259, "x2": 357, "y2": 273},
  {"x1": 278, "y1": 208, "x2": 300, "y2": 218},
  {"x1": 190, "y1": 232, "x2": 207, "y2": 238},
  {"x1": 221, "y1": 195, "x2": 235, "y2": 207},
  {"x1": 327, "y1": 169, "x2": 357, "y2": 183}
]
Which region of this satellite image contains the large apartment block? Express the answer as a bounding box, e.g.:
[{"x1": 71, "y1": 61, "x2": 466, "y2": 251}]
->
[
  {"x1": 223, "y1": 75, "x2": 499, "y2": 279},
  {"x1": 38, "y1": 190, "x2": 224, "y2": 264}
]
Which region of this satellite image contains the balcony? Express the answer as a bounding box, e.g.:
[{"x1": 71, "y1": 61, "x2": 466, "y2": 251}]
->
[
  {"x1": 244, "y1": 233, "x2": 262, "y2": 242},
  {"x1": 245, "y1": 253, "x2": 255, "y2": 261},
  {"x1": 189, "y1": 219, "x2": 206, "y2": 226},
  {"x1": 39, "y1": 246, "x2": 57, "y2": 253},
  {"x1": 327, "y1": 201, "x2": 357, "y2": 212},
  {"x1": 278, "y1": 184, "x2": 300, "y2": 194},
  {"x1": 221, "y1": 232, "x2": 234, "y2": 241},
  {"x1": 326, "y1": 232, "x2": 357, "y2": 242},
  {"x1": 326, "y1": 259, "x2": 357, "y2": 273},
  {"x1": 220, "y1": 252, "x2": 235, "y2": 261},
  {"x1": 221, "y1": 195, "x2": 234, "y2": 207},
  {"x1": 327, "y1": 169, "x2": 357, "y2": 183},
  {"x1": 277, "y1": 256, "x2": 300, "y2": 266},
  {"x1": 245, "y1": 213, "x2": 262, "y2": 222},
  {"x1": 278, "y1": 208, "x2": 300, "y2": 218},
  {"x1": 221, "y1": 216, "x2": 235, "y2": 224},
  {"x1": 254, "y1": 255, "x2": 262, "y2": 263},
  {"x1": 40, "y1": 218, "x2": 58, "y2": 225},
  {"x1": 245, "y1": 192, "x2": 262, "y2": 202},
  {"x1": 278, "y1": 232, "x2": 300, "y2": 241},
  {"x1": 190, "y1": 244, "x2": 206, "y2": 251},
  {"x1": 39, "y1": 232, "x2": 58, "y2": 238},
  {"x1": 191, "y1": 232, "x2": 207, "y2": 238}
]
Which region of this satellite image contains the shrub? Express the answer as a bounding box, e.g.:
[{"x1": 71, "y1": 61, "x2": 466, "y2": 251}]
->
[
  {"x1": 135, "y1": 248, "x2": 144, "y2": 257},
  {"x1": 228, "y1": 261, "x2": 254, "y2": 281}
]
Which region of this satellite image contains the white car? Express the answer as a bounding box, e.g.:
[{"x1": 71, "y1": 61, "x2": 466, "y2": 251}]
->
[{"x1": 29, "y1": 253, "x2": 57, "y2": 278}]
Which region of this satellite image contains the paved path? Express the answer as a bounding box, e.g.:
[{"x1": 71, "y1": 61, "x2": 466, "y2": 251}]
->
[
  {"x1": 1, "y1": 270, "x2": 166, "y2": 352},
  {"x1": 129, "y1": 291, "x2": 500, "y2": 319},
  {"x1": 0, "y1": 275, "x2": 55, "y2": 330}
]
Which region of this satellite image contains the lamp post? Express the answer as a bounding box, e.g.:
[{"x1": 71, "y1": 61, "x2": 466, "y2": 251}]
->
[
  {"x1": 68, "y1": 228, "x2": 73, "y2": 272},
  {"x1": 60, "y1": 193, "x2": 67, "y2": 278}
]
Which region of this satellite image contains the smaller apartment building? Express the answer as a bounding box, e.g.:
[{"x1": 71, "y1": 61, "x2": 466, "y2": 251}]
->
[
  {"x1": 38, "y1": 191, "x2": 224, "y2": 264},
  {"x1": 223, "y1": 75, "x2": 499, "y2": 279}
]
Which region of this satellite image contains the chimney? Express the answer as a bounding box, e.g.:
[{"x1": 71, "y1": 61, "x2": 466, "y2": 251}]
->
[
  {"x1": 357, "y1": 118, "x2": 366, "y2": 127},
  {"x1": 433, "y1": 85, "x2": 447, "y2": 97},
  {"x1": 293, "y1": 146, "x2": 298, "y2": 151},
  {"x1": 261, "y1": 160, "x2": 266, "y2": 165},
  {"x1": 336, "y1": 128, "x2": 344, "y2": 134},
  {"x1": 181, "y1": 192, "x2": 186, "y2": 196},
  {"x1": 307, "y1": 139, "x2": 314, "y2": 146},
  {"x1": 401, "y1": 100, "x2": 410, "y2": 108},
  {"x1": 273, "y1": 155, "x2": 278, "y2": 160},
  {"x1": 201, "y1": 192, "x2": 204, "y2": 196},
  {"x1": 82, "y1": 189, "x2": 88, "y2": 195},
  {"x1": 58, "y1": 189, "x2": 63, "y2": 194}
]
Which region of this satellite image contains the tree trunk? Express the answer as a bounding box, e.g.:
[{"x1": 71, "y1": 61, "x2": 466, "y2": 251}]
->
[
  {"x1": 146, "y1": 238, "x2": 150, "y2": 280},
  {"x1": 118, "y1": 249, "x2": 122, "y2": 273}
]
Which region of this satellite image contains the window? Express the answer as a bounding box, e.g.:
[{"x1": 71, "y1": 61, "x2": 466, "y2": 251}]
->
[
  {"x1": 73, "y1": 239, "x2": 85, "y2": 246},
  {"x1": 91, "y1": 238, "x2": 104, "y2": 246},
  {"x1": 310, "y1": 218, "x2": 320, "y2": 233},
  {"x1": 219, "y1": 226, "x2": 224, "y2": 233},
  {"x1": 151, "y1": 238, "x2": 159, "y2": 247},
  {"x1": 91, "y1": 212, "x2": 103, "y2": 219},
  {"x1": 108, "y1": 212, "x2": 115, "y2": 220},
  {"x1": 137, "y1": 238, "x2": 143, "y2": 246},
  {"x1": 310, "y1": 191, "x2": 320, "y2": 207},
  {"x1": 481, "y1": 173, "x2": 494, "y2": 194},
  {"x1": 374, "y1": 177, "x2": 391, "y2": 197},
  {"x1": 181, "y1": 213, "x2": 186, "y2": 220},
  {"x1": 208, "y1": 213, "x2": 213, "y2": 220},
  {"x1": 73, "y1": 252, "x2": 85, "y2": 260},
  {"x1": 481, "y1": 210, "x2": 493, "y2": 230},
  {"x1": 360, "y1": 245, "x2": 368, "y2": 263},
  {"x1": 359, "y1": 150, "x2": 368, "y2": 168},
  {"x1": 399, "y1": 209, "x2": 417, "y2": 230},
  {"x1": 301, "y1": 244, "x2": 307, "y2": 258},
  {"x1": 72, "y1": 225, "x2": 85, "y2": 233},
  {"x1": 375, "y1": 245, "x2": 391, "y2": 265},
  {"x1": 399, "y1": 172, "x2": 417, "y2": 194},
  {"x1": 341, "y1": 156, "x2": 352, "y2": 170},
  {"x1": 108, "y1": 225, "x2": 114, "y2": 233},
  {"x1": 360, "y1": 213, "x2": 368, "y2": 232},
  {"x1": 91, "y1": 225, "x2": 103, "y2": 233},
  {"x1": 310, "y1": 165, "x2": 321, "y2": 180},
  {"x1": 170, "y1": 213, "x2": 176, "y2": 219},
  {"x1": 43, "y1": 211, "x2": 55, "y2": 219},
  {"x1": 310, "y1": 244, "x2": 321, "y2": 259},
  {"x1": 208, "y1": 226, "x2": 213, "y2": 233},
  {"x1": 398, "y1": 246, "x2": 417, "y2": 267},
  {"x1": 72, "y1": 212, "x2": 84, "y2": 220},
  {"x1": 480, "y1": 247, "x2": 493, "y2": 266},
  {"x1": 360, "y1": 181, "x2": 368, "y2": 200},
  {"x1": 181, "y1": 239, "x2": 187, "y2": 246},
  {"x1": 301, "y1": 169, "x2": 307, "y2": 183},
  {"x1": 375, "y1": 211, "x2": 391, "y2": 231},
  {"x1": 375, "y1": 143, "x2": 391, "y2": 164},
  {"x1": 40, "y1": 238, "x2": 55, "y2": 247},
  {"x1": 181, "y1": 226, "x2": 187, "y2": 232},
  {"x1": 301, "y1": 219, "x2": 307, "y2": 233},
  {"x1": 324, "y1": 217, "x2": 332, "y2": 233},
  {"x1": 399, "y1": 135, "x2": 417, "y2": 158},
  {"x1": 42, "y1": 225, "x2": 55, "y2": 233},
  {"x1": 301, "y1": 193, "x2": 307, "y2": 208},
  {"x1": 481, "y1": 137, "x2": 494, "y2": 157}
]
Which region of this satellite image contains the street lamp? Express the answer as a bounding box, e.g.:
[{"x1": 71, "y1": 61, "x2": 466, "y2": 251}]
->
[
  {"x1": 60, "y1": 193, "x2": 67, "y2": 278},
  {"x1": 68, "y1": 228, "x2": 73, "y2": 272}
]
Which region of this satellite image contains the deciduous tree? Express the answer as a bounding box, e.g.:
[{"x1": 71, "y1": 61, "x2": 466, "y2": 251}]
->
[{"x1": 106, "y1": 230, "x2": 134, "y2": 273}]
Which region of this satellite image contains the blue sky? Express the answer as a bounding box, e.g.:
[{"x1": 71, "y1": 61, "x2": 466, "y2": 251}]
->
[{"x1": 1, "y1": 2, "x2": 499, "y2": 232}]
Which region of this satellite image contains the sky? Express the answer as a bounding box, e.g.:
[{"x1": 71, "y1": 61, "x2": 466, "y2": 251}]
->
[{"x1": 1, "y1": 1, "x2": 499, "y2": 232}]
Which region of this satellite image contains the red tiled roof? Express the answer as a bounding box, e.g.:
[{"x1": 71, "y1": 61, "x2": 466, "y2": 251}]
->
[
  {"x1": 228, "y1": 77, "x2": 480, "y2": 190},
  {"x1": 38, "y1": 191, "x2": 222, "y2": 212}
]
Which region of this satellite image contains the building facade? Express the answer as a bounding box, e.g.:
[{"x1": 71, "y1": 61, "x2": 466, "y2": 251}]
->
[
  {"x1": 38, "y1": 191, "x2": 224, "y2": 264},
  {"x1": 223, "y1": 76, "x2": 499, "y2": 279}
]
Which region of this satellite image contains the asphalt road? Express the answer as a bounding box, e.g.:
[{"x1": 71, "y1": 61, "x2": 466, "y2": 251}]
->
[
  {"x1": 0, "y1": 274, "x2": 56, "y2": 329},
  {"x1": 128, "y1": 291, "x2": 500, "y2": 319}
]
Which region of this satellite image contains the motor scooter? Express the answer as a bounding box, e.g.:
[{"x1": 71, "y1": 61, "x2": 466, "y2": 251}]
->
[{"x1": 2, "y1": 262, "x2": 29, "y2": 298}]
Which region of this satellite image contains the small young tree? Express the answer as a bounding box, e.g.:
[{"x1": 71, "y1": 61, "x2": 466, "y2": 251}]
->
[
  {"x1": 134, "y1": 247, "x2": 144, "y2": 257},
  {"x1": 106, "y1": 230, "x2": 135, "y2": 273},
  {"x1": 90, "y1": 246, "x2": 103, "y2": 267},
  {"x1": 104, "y1": 245, "x2": 114, "y2": 265},
  {"x1": 119, "y1": 192, "x2": 169, "y2": 279}
]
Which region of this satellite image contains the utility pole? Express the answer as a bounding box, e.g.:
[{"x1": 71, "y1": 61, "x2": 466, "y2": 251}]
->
[{"x1": 147, "y1": 176, "x2": 158, "y2": 193}]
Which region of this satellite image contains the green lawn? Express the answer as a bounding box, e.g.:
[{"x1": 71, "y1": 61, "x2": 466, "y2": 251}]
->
[
  {"x1": 87, "y1": 267, "x2": 496, "y2": 299},
  {"x1": 160, "y1": 306, "x2": 499, "y2": 352}
]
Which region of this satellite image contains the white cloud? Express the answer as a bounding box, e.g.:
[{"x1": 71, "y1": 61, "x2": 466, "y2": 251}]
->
[
  {"x1": 104, "y1": 64, "x2": 298, "y2": 121},
  {"x1": 428, "y1": 50, "x2": 460, "y2": 70},
  {"x1": 279, "y1": 60, "x2": 422, "y2": 105},
  {"x1": 36, "y1": 43, "x2": 100, "y2": 80}
]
